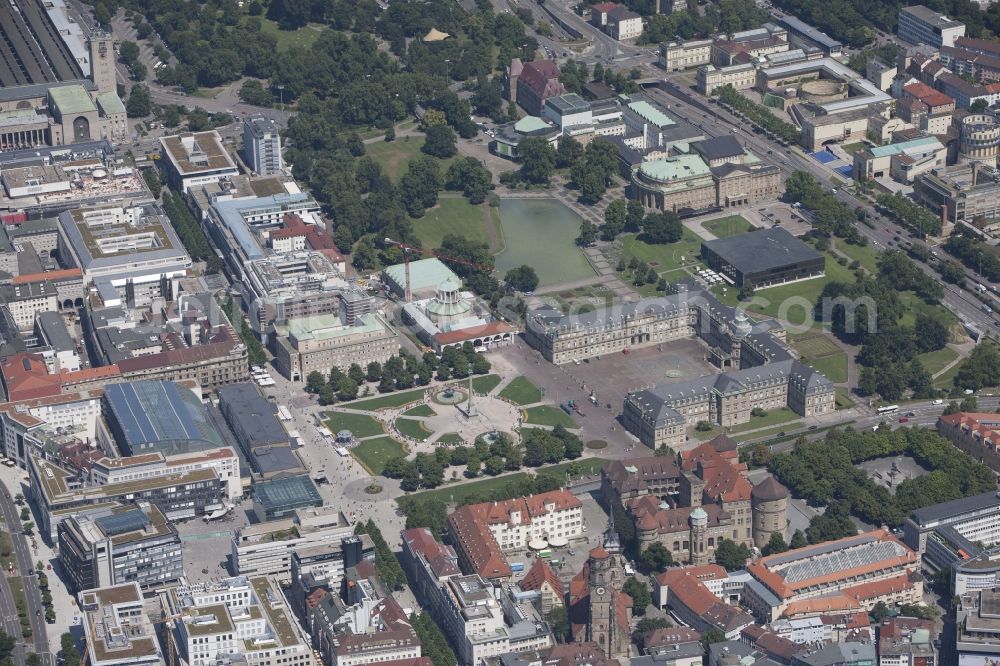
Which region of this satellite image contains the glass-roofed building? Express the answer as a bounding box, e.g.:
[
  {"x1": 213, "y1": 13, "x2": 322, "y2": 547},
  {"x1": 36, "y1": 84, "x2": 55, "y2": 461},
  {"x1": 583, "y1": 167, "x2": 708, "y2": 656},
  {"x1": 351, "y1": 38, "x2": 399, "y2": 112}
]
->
[
  {"x1": 57, "y1": 500, "x2": 183, "y2": 593},
  {"x1": 252, "y1": 474, "x2": 323, "y2": 522},
  {"x1": 101, "y1": 380, "x2": 225, "y2": 456}
]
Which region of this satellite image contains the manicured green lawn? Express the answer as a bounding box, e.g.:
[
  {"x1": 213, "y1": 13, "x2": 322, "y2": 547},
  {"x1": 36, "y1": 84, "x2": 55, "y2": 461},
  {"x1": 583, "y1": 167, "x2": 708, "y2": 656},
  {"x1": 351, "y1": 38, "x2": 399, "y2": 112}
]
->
[
  {"x1": 841, "y1": 142, "x2": 869, "y2": 155},
  {"x1": 344, "y1": 388, "x2": 427, "y2": 411},
  {"x1": 712, "y1": 254, "x2": 858, "y2": 327},
  {"x1": 835, "y1": 386, "x2": 856, "y2": 409},
  {"x1": 395, "y1": 418, "x2": 434, "y2": 441},
  {"x1": 499, "y1": 377, "x2": 542, "y2": 405},
  {"x1": 241, "y1": 16, "x2": 324, "y2": 52},
  {"x1": 396, "y1": 458, "x2": 610, "y2": 505},
  {"x1": 324, "y1": 412, "x2": 384, "y2": 438},
  {"x1": 412, "y1": 198, "x2": 489, "y2": 251},
  {"x1": 805, "y1": 352, "x2": 848, "y2": 383},
  {"x1": 918, "y1": 347, "x2": 960, "y2": 377},
  {"x1": 363, "y1": 136, "x2": 458, "y2": 182},
  {"x1": 703, "y1": 215, "x2": 752, "y2": 238},
  {"x1": 523, "y1": 406, "x2": 578, "y2": 428},
  {"x1": 790, "y1": 334, "x2": 841, "y2": 358},
  {"x1": 836, "y1": 240, "x2": 880, "y2": 274},
  {"x1": 403, "y1": 404, "x2": 436, "y2": 417},
  {"x1": 352, "y1": 437, "x2": 407, "y2": 475},
  {"x1": 620, "y1": 228, "x2": 704, "y2": 275},
  {"x1": 437, "y1": 432, "x2": 465, "y2": 445},
  {"x1": 730, "y1": 407, "x2": 800, "y2": 433},
  {"x1": 471, "y1": 374, "x2": 503, "y2": 394}
]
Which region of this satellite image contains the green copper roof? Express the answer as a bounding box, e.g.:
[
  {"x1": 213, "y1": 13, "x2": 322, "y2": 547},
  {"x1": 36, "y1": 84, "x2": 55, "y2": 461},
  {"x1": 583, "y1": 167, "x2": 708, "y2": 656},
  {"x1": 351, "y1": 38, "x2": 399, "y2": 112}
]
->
[{"x1": 49, "y1": 84, "x2": 97, "y2": 115}]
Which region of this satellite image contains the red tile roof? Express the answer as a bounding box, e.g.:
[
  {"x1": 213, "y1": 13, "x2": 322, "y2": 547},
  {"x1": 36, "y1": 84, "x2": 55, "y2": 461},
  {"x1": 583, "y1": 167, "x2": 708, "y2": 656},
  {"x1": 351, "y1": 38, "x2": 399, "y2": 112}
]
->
[
  {"x1": 904, "y1": 81, "x2": 955, "y2": 109},
  {"x1": 402, "y1": 528, "x2": 461, "y2": 579},
  {"x1": 592, "y1": 2, "x2": 619, "y2": 12},
  {"x1": 519, "y1": 60, "x2": 566, "y2": 101},
  {"x1": 568, "y1": 560, "x2": 631, "y2": 641},
  {"x1": 520, "y1": 558, "x2": 565, "y2": 599},
  {"x1": 434, "y1": 320, "x2": 513, "y2": 346},
  {"x1": 1, "y1": 353, "x2": 61, "y2": 401},
  {"x1": 12, "y1": 268, "x2": 82, "y2": 285}
]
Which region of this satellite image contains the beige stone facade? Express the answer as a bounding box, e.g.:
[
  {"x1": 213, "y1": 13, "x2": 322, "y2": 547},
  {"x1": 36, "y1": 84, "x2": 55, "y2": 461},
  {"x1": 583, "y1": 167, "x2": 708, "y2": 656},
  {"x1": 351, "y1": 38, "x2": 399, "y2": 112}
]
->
[
  {"x1": 660, "y1": 40, "x2": 712, "y2": 71},
  {"x1": 274, "y1": 313, "x2": 399, "y2": 381}
]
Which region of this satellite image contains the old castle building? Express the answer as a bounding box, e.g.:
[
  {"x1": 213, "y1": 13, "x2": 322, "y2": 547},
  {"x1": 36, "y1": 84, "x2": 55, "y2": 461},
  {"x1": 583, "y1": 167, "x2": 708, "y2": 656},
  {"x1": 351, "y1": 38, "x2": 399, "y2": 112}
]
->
[
  {"x1": 603, "y1": 436, "x2": 789, "y2": 564},
  {"x1": 525, "y1": 281, "x2": 834, "y2": 448}
]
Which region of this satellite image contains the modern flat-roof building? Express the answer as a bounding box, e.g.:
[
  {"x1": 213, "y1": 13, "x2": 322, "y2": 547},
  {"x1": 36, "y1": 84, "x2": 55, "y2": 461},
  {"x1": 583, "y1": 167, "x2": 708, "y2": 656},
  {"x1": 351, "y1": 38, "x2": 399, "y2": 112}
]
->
[
  {"x1": 957, "y1": 587, "x2": 1000, "y2": 664},
  {"x1": 57, "y1": 501, "x2": 182, "y2": 593},
  {"x1": 217, "y1": 382, "x2": 304, "y2": 479},
  {"x1": 700, "y1": 227, "x2": 825, "y2": 288},
  {"x1": 252, "y1": 474, "x2": 323, "y2": 522},
  {"x1": 79, "y1": 583, "x2": 164, "y2": 666},
  {"x1": 897, "y1": 5, "x2": 966, "y2": 48},
  {"x1": 85, "y1": 447, "x2": 243, "y2": 501},
  {"x1": 778, "y1": 16, "x2": 842, "y2": 56},
  {"x1": 744, "y1": 529, "x2": 921, "y2": 622},
  {"x1": 232, "y1": 507, "x2": 372, "y2": 584},
  {"x1": 33, "y1": 310, "x2": 81, "y2": 372},
  {"x1": 159, "y1": 130, "x2": 239, "y2": 192},
  {"x1": 914, "y1": 163, "x2": 1000, "y2": 225},
  {"x1": 852, "y1": 135, "x2": 947, "y2": 183},
  {"x1": 903, "y1": 487, "x2": 1000, "y2": 556},
  {"x1": 243, "y1": 115, "x2": 283, "y2": 176},
  {"x1": 56, "y1": 203, "x2": 191, "y2": 305},
  {"x1": 30, "y1": 455, "x2": 226, "y2": 541},
  {"x1": 160, "y1": 575, "x2": 316, "y2": 666},
  {"x1": 0, "y1": 387, "x2": 103, "y2": 466}
]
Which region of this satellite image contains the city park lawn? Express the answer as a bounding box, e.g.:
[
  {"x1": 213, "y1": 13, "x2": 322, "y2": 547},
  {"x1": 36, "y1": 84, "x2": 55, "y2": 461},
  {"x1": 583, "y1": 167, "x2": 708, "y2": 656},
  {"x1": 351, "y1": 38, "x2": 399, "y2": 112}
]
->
[
  {"x1": 523, "y1": 405, "x2": 578, "y2": 428},
  {"x1": 835, "y1": 240, "x2": 880, "y2": 274},
  {"x1": 471, "y1": 374, "x2": 503, "y2": 394},
  {"x1": 703, "y1": 215, "x2": 753, "y2": 238},
  {"x1": 412, "y1": 197, "x2": 492, "y2": 251},
  {"x1": 789, "y1": 333, "x2": 848, "y2": 383},
  {"x1": 712, "y1": 254, "x2": 858, "y2": 327},
  {"x1": 918, "y1": 347, "x2": 960, "y2": 377},
  {"x1": 498, "y1": 377, "x2": 542, "y2": 405},
  {"x1": 403, "y1": 404, "x2": 436, "y2": 417},
  {"x1": 364, "y1": 136, "x2": 458, "y2": 182},
  {"x1": 619, "y1": 228, "x2": 704, "y2": 276},
  {"x1": 395, "y1": 417, "x2": 434, "y2": 442},
  {"x1": 240, "y1": 16, "x2": 323, "y2": 52},
  {"x1": 397, "y1": 458, "x2": 610, "y2": 506},
  {"x1": 437, "y1": 432, "x2": 465, "y2": 445},
  {"x1": 324, "y1": 412, "x2": 384, "y2": 439},
  {"x1": 343, "y1": 388, "x2": 427, "y2": 411},
  {"x1": 729, "y1": 407, "x2": 800, "y2": 434},
  {"x1": 836, "y1": 386, "x2": 856, "y2": 409},
  {"x1": 351, "y1": 437, "x2": 407, "y2": 475}
]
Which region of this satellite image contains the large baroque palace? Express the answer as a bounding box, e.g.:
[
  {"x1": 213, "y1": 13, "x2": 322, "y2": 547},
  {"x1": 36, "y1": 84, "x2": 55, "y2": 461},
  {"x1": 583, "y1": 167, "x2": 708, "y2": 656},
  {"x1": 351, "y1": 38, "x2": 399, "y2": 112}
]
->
[{"x1": 524, "y1": 281, "x2": 835, "y2": 448}]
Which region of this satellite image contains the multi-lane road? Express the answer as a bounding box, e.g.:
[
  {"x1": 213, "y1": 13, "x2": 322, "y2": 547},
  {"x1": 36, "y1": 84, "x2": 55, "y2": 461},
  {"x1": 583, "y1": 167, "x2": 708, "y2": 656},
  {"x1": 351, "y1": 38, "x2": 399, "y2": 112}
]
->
[
  {"x1": 648, "y1": 80, "x2": 998, "y2": 336},
  {"x1": 0, "y1": 486, "x2": 49, "y2": 666}
]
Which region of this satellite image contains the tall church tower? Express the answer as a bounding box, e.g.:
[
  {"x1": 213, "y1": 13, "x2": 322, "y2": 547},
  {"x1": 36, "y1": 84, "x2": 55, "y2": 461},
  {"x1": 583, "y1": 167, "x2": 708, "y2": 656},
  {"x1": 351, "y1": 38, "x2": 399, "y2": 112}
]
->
[
  {"x1": 88, "y1": 31, "x2": 116, "y2": 93},
  {"x1": 585, "y1": 514, "x2": 630, "y2": 658}
]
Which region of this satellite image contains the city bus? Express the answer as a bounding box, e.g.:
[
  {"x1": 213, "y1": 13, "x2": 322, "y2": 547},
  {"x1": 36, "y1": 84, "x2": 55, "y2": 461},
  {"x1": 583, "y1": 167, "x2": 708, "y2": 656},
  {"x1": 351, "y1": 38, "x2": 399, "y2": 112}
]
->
[
  {"x1": 537, "y1": 550, "x2": 552, "y2": 559},
  {"x1": 877, "y1": 405, "x2": 900, "y2": 415}
]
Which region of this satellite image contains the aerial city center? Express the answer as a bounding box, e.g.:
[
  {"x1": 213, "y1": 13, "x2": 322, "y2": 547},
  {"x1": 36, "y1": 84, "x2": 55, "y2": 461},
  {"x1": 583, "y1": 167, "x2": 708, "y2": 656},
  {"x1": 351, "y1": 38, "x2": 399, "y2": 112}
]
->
[{"x1": 1, "y1": 0, "x2": 1000, "y2": 664}]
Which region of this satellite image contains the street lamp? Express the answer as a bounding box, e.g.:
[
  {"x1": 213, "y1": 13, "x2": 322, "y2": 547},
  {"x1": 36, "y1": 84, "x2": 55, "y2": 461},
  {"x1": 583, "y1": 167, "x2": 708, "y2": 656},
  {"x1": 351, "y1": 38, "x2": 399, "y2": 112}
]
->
[
  {"x1": 444, "y1": 59, "x2": 451, "y2": 81},
  {"x1": 277, "y1": 84, "x2": 285, "y2": 111}
]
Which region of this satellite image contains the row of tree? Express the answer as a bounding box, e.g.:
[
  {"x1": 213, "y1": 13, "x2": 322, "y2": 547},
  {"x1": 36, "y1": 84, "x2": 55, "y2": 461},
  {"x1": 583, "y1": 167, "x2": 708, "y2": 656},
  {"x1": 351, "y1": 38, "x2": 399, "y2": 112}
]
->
[
  {"x1": 784, "y1": 171, "x2": 863, "y2": 242},
  {"x1": 876, "y1": 192, "x2": 943, "y2": 238},
  {"x1": 944, "y1": 226, "x2": 1000, "y2": 283},
  {"x1": 638, "y1": 0, "x2": 768, "y2": 43},
  {"x1": 162, "y1": 191, "x2": 223, "y2": 272},
  {"x1": 353, "y1": 519, "x2": 406, "y2": 590},
  {"x1": 768, "y1": 426, "x2": 995, "y2": 528},
  {"x1": 717, "y1": 85, "x2": 800, "y2": 146},
  {"x1": 305, "y1": 347, "x2": 493, "y2": 404}
]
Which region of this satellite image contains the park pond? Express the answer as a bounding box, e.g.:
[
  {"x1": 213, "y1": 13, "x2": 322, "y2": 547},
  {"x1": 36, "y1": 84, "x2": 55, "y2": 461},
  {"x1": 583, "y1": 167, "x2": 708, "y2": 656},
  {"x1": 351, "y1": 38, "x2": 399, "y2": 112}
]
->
[{"x1": 495, "y1": 199, "x2": 595, "y2": 288}]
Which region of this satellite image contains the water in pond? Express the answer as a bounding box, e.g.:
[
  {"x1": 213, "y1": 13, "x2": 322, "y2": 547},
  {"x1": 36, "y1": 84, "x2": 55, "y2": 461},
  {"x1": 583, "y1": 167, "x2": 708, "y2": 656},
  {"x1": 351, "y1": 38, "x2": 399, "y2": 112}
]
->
[{"x1": 496, "y1": 199, "x2": 596, "y2": 287}]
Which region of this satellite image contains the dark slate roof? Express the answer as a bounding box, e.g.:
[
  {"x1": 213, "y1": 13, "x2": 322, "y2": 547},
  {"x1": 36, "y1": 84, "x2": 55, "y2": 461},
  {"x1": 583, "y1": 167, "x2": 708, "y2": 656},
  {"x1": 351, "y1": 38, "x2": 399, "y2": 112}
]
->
[
  {"x1": 701, "y1": 227, "x2": 823, "y2": 275},
  {"x1": 752, "y1": 476, "x2": 789, "y2": 501},
  {"x1": 692, "y1": 134, "x2": 745, "y2": 161}
]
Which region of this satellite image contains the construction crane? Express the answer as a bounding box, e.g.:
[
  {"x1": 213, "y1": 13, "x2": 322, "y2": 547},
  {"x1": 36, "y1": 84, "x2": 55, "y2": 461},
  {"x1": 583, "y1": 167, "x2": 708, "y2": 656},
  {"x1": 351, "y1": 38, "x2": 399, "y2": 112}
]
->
[{"x1": 384, "y1": 239, "x2": 494, "y2": 302}]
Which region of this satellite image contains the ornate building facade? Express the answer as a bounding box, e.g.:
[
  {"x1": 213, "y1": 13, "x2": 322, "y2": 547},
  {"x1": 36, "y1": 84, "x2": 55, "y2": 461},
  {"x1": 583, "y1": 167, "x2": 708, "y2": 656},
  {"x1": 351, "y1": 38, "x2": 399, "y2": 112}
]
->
[{"x1": 569, "y1": 518, "x2": 632, "y2": 659}]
